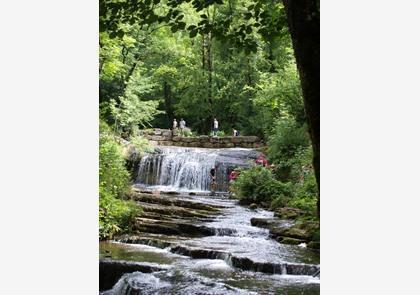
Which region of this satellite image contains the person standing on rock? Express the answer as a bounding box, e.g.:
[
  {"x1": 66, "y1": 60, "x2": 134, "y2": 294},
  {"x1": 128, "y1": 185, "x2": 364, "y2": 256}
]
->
[
  {"x1": 172, "y1": 119, "x2": 178, "y2": 136},
  {"x1": 209, "y1": 165, "x2": 217, "y2": 195},
  {"x1": 213, "y1": 118, "x2": 219, "y2": 136},
  {"x1": 180, "y1": 118, "x2": 186, "y2": 133}
]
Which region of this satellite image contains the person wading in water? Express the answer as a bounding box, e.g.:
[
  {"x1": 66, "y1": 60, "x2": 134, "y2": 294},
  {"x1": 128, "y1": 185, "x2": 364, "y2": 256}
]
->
[{"x1": 209, "y1": 165, "x2": 217, "y2": 195}]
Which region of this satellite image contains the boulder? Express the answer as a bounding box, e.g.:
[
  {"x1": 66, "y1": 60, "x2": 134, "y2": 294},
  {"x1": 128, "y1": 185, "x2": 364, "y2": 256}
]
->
[
  {"x1": 242, "y1": 136, "x2": 260, "y2": 143},
  {"x1": 159, "y1": 141, "x2": 173, "y2": 146},
  {"x1": 274, "y1": 207, "x2": 305, "y2": 219},
  {"x1": 154, "y1": 129, "x2": 162, "y2": 135},
  {"x1": 162, "y1": 132, "x2": 172, "y2": 139}
]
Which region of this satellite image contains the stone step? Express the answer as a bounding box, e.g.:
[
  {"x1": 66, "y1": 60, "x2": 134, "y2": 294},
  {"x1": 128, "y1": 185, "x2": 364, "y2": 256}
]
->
[{"x1": 169, "y1": 245, "x2": 319, "y2": 277}]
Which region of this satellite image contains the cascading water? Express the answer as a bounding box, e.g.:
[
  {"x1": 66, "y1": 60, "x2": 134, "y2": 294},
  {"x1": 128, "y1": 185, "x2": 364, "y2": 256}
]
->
[
  {"x1": 136, "y1": 146, "x2": 260, "y2": 192},
  {"x1": 101, "y1": 145, "x2": 320, "y2": 294}
]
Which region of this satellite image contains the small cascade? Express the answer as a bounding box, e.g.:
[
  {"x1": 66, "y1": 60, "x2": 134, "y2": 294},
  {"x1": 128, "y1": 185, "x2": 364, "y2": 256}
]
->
[
  {"x1": 136, "y1": 146, "x2": 260, "y2": 192},
  {"x1": 281, "y1": 263, "x2": 287, "y2": 275}
]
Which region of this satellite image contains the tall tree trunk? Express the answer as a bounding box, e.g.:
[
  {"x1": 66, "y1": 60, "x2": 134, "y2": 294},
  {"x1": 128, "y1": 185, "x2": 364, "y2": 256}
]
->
[
  {"x1": 283, "y1": 0, "x2": 320, "y2": 217},
  {"x1": 163, "y1": 81, "x2": 174, "y2": 124},
  {"x1": 202, "y1": 33, "x2": 214, "y2": 132}
]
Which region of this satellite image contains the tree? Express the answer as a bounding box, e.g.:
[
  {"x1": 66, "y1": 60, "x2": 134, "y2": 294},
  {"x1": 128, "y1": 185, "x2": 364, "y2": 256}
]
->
[
  {"x1": 99, "y1": 0, "x2": 320, "y2": 215},
  {"x1": 282, "y1": 0, "x2": 320, "y2": 216}
]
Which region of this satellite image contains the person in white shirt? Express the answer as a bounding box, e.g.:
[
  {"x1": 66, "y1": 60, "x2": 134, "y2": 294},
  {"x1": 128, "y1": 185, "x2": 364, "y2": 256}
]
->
[
  {"x1": 180, "y1": 118, "x2": 186, "y2": 130},
  {"x1": 213, "y1": 118, "x2": 219, "y2": 136},
  {"x1": 173, "y1": 119, "x2": 178, "y2": 130}
]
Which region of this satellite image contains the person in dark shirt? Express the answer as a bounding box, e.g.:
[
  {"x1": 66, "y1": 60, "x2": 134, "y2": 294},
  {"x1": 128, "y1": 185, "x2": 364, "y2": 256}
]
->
[{"x1": 209, "y1": 166, "x2": 217, "y2": 194}]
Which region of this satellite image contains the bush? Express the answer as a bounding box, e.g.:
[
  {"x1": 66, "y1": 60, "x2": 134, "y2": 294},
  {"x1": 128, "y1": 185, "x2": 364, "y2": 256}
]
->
[
  {"x1": 209, "y1": 130, "x2": 225, "y2": 137},
  {"x1": 267, "y1": 118, "x2": 310, "y2": 164},
  {"x1": 232, "y1": 166, "x2": 293, "y2": 205},
  {"x1": 179, "y1": 129, "x2": 195, "y2": 137},
  {"x1": 99, "y1": 121, "x2": 140, "y2": 239},
  {"x1": 100, "y1": 131, "x2": 130, "y2": 198},
  {"x1": 99, "y1": 189, "x2": 140, "y2": 240},
  {"x1": 129, "y1": 135, "x2": 155, "y2": 153}
]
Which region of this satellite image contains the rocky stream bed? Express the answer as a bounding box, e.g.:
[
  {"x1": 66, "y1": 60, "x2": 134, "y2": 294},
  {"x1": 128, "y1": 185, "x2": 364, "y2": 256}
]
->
[{"x1": 100, "y1": 189, "x2": 320, "y2": 294}]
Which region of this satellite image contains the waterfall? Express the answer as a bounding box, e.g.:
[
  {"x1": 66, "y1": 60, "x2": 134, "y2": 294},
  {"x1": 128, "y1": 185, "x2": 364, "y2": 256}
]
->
[{"x1": 135, "y1": 146, "x2": 260, "y2": 192}]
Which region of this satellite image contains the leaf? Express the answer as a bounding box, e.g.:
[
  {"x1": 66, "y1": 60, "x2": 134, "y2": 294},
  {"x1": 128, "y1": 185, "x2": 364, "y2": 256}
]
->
[
  {"x1": 203, "y1": 25, "x2": 211, "y2": 34},
  {"x1": 178, "y1": 22, "x2": 186, "y2": 30},
  {"x1": 189, "y1": 29, "x2": 198, "y2": 38},
  {"x1": 244, "y1": 13, "x2": 253, "y2": 20}
]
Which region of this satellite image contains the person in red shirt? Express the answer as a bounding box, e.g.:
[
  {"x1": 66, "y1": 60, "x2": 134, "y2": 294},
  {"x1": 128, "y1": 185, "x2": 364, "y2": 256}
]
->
[
  {"x1": 255, "y1": 154, "x2": 269, "y2": 167},
  {"x1": 229, "y1": 170, "x2": 239, "y2": 182}
]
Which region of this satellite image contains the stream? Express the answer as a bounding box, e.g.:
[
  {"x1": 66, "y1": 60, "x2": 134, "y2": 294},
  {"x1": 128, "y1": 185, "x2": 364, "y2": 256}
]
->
[{"x1": 100, "y1": 147, "x2": 320, "y2": 294}]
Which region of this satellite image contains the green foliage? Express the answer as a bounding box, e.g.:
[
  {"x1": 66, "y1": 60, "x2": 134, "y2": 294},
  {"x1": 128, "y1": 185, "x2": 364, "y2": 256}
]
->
[
  {"x1": 99, "y1": 189, "x2": 140, "y2": 240},
  {"x1": 267, "y1": 146, "x2": 317, "y2": 214},
  {"x1": 179, "y1": 129, "x2": 196, "y2": 137},
  {"x1": 267, "y1": 118, "x2": 310, "y2": 164},
  {"x1": 99, "y1": 128, "x2": 130, "y2": 198},
  {"x1": 209, "y1": 130, "x2": 225, "y2": 137},
  {"x1": 99, "y1": 1, "x2": 302, "y2": 137},
  {"x1": 99, "y1": 121, "x2": 140, "y2": 239},
  {"x1": 109, "y1": 70, "x2": 163, "y2": 136},
  {"x1": 129, "y1": 135, "x2": 155, "y2": 153},
  {"x1": 232, "y1": 166, "x2": 293, "y2": 205}
]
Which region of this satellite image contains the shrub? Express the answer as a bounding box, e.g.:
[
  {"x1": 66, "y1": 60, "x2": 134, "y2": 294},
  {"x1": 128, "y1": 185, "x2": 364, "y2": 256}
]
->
[
  {"x1": 179, "y1": 129, "x2": 194, "y2": 137},
  {"x1": 129, "y1": 135, "x2": 155, "y2": 153},
  {"x1": 267, "y1": 118, "x2": 310, "y2": 164},
  {"x1": 209, "y1": 130, "x2": 225, "y2": 137},
  {"x1": 99, "y1": 121, "x2": 140, "y2": 239},
  {"x1": 100, "y1": 131, "x2": 130, "y2": 198},
  {"x1": 232, "y1": 166, "x2": 293, "y2": 205},
  {"x1": 99, "y1": 189, "x2": 140, "y2": 240}
]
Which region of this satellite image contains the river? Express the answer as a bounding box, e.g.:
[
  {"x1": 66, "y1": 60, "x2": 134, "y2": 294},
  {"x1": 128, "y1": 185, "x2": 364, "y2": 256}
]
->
[{"x1": 100, "y1": 147, "x2": 320, "y2": 294}]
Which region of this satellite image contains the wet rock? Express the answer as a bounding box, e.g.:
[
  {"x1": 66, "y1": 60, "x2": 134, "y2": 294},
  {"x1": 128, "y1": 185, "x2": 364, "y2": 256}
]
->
[
  {"x1": 229, "y1": 256, "x2": 319, "y2": 276},
  {"x1": 115, "y1": 235, "x2": 173, "y2": 249},
  {"x1": 170, "y1": 245, "x2": 229, "y2": 260},
  {"x1": 270, "y1": 226, "x2": 312, "y2": 241},
  {"x1": 131, "y1": 193, "x2": 223, "y2": 212},
  {"x1": 249, "y1": 203, "x2": 258, "y2": 210},
  {"x1": 307, "y1": 241, "x2": 320, "y2": 250},
  {"x1": 274, "y1": 207, "x2": 305, "y2": 219},
  {"x1": 133, "y1": 218, "x2": 217, "y2": 237},
  {"x1": 276, "y1": 237, "x2": 306, "y2": 245},
  {"x1": 99, "y1": 258, "x2": 167, "y2": 291}
]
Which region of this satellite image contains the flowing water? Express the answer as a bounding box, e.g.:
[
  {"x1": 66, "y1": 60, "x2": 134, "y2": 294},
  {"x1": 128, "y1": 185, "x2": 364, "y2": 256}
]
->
[
  {"x1": 101, "y1": 147, "x2": 320, "y2": 294},
  {"x1": 135, "y1": 146, "x2": 261, "y2": 192}
]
